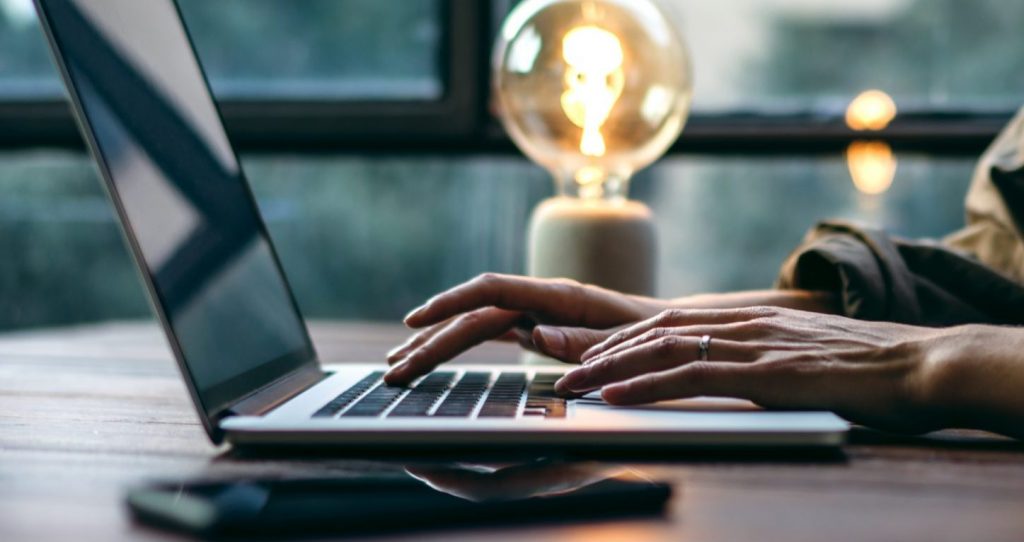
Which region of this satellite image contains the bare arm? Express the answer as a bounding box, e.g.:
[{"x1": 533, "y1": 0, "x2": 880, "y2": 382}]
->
[{"x1": 668, "y1": 289, "x2": 840, "y2": 314}]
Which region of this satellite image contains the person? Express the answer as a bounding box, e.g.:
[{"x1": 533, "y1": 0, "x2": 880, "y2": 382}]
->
[{"x1": 384, "y1": 107, "x2": 1024, "y2": 440}]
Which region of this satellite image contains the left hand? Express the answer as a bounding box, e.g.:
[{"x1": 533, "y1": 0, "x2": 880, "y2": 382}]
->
[{"x1": 554, "y1": 306, "x2": 952, "y2": 433}]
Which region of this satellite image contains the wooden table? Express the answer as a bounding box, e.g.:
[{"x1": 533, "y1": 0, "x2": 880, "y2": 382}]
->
[{"x1": 3, "y1": 321, "x2": 1024, "y2": 542}]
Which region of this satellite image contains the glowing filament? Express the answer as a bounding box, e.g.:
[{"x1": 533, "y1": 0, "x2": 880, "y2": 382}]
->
[{"x1": 561, "y1": 26, "x2": 624, "y2": 158}]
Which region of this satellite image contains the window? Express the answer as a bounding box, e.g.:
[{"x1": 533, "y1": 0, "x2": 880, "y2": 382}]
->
[
  {"x1": 0, "y1": 0, "x2": 1018, "y2": 331},
  {"x1": 669, "y1": 0, "x2": 1024, "y2": 112}
]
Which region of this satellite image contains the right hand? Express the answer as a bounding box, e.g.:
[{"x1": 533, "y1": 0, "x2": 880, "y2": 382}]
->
[{"x1": 383, "y1": 273, "x2": 666, "y2": 385}]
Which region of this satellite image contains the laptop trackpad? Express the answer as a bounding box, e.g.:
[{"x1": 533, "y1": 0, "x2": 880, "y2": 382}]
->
[{"x1": 575, "y1": 392, "x2": 762, "y2": 412}]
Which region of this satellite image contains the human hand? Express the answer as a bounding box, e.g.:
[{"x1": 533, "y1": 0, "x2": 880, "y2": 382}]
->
[
  {"x1": 385, "y1": 273, "x2": 666, "y2": 385},
  {"x1": 553, "y1": 306, "x2": 955, "y2": 433},
  {"x1": 405, "y1": 461, "x2": 626, "y2": 502}
]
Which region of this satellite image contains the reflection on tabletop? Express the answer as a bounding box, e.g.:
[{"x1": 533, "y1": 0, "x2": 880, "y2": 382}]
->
[{"x1": 404, "y1": 459, "x2": 642, "y2": 502}]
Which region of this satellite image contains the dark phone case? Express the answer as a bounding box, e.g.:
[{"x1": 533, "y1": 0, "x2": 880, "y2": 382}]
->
[{"x1": 126, "y1": 475, "x2": 672, "y2": 538}]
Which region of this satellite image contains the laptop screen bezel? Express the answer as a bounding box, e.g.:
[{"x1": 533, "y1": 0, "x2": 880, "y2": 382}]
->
[{"x1": 32, "y1": 0, "x2": 323, "y2": 443}]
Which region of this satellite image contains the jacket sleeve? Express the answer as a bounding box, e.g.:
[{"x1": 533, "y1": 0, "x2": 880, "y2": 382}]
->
[{"x1": 776, "y1": 108, "x2": 1024, "y2": 327}]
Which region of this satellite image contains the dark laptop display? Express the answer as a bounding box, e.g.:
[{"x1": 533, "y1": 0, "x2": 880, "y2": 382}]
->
[{"x1": 35, "y1": 0, "x2": 317, "y2": 420}]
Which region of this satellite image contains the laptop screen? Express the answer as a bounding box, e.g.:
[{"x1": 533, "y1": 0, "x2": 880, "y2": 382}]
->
[{"x1": 36, "y1": 0, "x2": 317, "y2": 418}]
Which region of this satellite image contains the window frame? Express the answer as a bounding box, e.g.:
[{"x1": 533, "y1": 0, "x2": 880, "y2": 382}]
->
[{"x1": 0, "y1": 0, "x2": 1013, "y2": 156}]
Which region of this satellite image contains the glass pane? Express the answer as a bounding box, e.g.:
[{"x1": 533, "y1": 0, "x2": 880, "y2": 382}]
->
[
  {"x1": 0, "y1": 151, "x2": 973, "y2": 330},
  {"x1": 660, "y1": 0, "x2": 1024, "y2": 112},
  {"x1": 0, "y1": 0, "x2": 443, "y2": 100}
]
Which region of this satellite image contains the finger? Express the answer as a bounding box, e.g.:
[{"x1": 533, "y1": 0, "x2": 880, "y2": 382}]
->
[
  {"x1": 389, "y1": 313, "x2": 530, "y2": 363},
  {"x1": 600, "y1": 361, "x2": 762, "y2": 405},
  {"x1": 497, "y1": 327, "x2": 546, "y2": 354},
  {"x1": 384, "y1": 308, "x2": 522, "y2": 385},
  {"x1": 587, "y1": 323, "x2": 757, "y2": 363},
  {"x1": 581, "y1": 307, "x2": 771, "y2": 361},
  {"x1": 556, "y1": 337, "x2": 754, "y2": 394},
  {"x1": 387, "y1": 319, "x2": 453, "y2": 364},
  {"x1": 404, "y1": 273, "x2": 624, "y2": 329},
  {"x1": 532, "y1": 326, "x2": 615, "y2": 364}
]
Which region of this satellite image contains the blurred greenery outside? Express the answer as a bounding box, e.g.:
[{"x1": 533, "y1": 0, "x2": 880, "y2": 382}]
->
[{"x1": 0, "y1": 0, "x2": 1017, "y2": 330}]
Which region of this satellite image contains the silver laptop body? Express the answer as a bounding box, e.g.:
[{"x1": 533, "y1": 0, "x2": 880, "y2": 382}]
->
[{"x1": 35, "y1": 0, "x2": 847, "y2": 450}]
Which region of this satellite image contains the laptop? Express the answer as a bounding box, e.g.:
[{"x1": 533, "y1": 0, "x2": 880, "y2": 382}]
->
[{"x1": 34, "y1": 0, "x2": 847, "y2": 450}]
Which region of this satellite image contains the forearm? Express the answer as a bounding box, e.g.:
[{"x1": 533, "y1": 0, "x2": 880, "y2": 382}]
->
[
  {"x1": 668, "y1": 289, "x2": 841, "y2": 315},
  {"x1": 925, "y1": 325, "x2": 1024, "y2": 439}
]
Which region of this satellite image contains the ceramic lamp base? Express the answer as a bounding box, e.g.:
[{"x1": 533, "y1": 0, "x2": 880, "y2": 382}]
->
[{"x1": 523, "y1": 196, "x2": 657, "y2": 365}]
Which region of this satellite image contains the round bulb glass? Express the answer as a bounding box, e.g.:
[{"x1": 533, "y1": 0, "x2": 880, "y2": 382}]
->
[{"x1": 493, "y1": 0, "x2": 692, "y2": 200}]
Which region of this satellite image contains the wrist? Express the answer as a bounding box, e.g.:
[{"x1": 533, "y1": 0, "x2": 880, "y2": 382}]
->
[{"x1": 919, "y1": 325, "x2": 1024, "y2": 438}]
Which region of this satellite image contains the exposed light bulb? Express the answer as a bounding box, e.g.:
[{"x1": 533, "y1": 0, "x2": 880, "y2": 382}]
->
[{"x1": 493, "y1": 0, "x2": 692, "y2": 201}]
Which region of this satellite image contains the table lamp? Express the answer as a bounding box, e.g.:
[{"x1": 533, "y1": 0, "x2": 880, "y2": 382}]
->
[{"x1": 493, "y1": 0, "x2": 692, "y2": 296}]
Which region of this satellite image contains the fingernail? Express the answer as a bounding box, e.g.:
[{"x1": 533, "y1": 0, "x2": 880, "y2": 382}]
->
[
  {"x1": 403, "y1": 305, "x2": 427, "y2": 325},
  {"x1": 580, "y1": 345, "x2": 601, "y2": 362},
  {"x1": 402, "y1": 312, "x2": 419, "y2": 326},
  {"x1": 555, "y1": 368, "x2": 589, "y2": 393},
  {"x1": 386, "y1": 345, "x2": 406, "y2": 362},
  {"x1": 535, "y1": 326, "x2": 567, "y2": 358},
  {"x1": 387, "y1": 336, "x2": 416, "y2": 361}
]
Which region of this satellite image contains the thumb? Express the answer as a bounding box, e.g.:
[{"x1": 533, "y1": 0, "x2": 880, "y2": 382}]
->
[{"x1": 532, "y1": 325, "x2": 613, "y2": 364}]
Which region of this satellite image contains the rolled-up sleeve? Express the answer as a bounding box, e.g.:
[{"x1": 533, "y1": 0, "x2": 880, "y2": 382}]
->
[
  {"x1": 776, "y1": 107, "x2": 1024, "y2": 327},
  {"x1": 776, "y1": 221, "x2": 1024, "y2": 326}
]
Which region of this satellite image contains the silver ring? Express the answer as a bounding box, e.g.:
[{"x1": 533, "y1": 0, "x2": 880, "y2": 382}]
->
[{"x1": 698, "y1": 335, "x2": 711, "y2": 361}]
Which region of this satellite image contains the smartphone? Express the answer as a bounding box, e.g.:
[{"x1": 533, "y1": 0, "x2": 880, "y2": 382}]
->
[{"x1": 126, "y1": 472, "x2": 671, "y2": 538}]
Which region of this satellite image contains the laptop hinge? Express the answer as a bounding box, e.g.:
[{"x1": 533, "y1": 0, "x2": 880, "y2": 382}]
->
[{"x1": 225, "y1": 364, "x2": 328, "y2": 418}]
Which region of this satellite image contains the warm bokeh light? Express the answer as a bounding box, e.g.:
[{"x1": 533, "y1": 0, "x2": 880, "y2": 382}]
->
[
  {"x1": 846, "y1": 140, "x2": 897, "y2": 195},
  {"x1": 845, "y1": 89, "x2": 897, "y2": 131},
  {"x1": 561, "y1": 25, "x2": 625, "y2": 158}
]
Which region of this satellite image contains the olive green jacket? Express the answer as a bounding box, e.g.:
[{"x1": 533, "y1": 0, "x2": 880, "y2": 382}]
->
[{"x1": 777, "y1": 108, "x2": 1024, "y2": 326}]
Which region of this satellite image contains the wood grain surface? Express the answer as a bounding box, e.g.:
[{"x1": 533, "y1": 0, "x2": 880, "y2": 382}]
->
[{"x1": 2, "y1": 321, "x2": 1024, "y2": 542}]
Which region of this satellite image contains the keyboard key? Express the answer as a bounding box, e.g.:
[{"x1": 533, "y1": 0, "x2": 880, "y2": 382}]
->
[
  {"x1": 312, "y1": 372, "x2": 383, "y2": 418},
  {"x1": 342, "y1": 382, "x2": 408, "y2": 417},
  {"x1": 387, "y1": 372, "x2": 456, "y2": 417},
  {"x1": 432, "y1": 372, "x2": 490, "y2": 417},
  {"x1": 526, "y1": 372, "x2": 567, "y2": 418},
  {"x1": 478, "y1": 372, "x2": 527, "y2": 418}
]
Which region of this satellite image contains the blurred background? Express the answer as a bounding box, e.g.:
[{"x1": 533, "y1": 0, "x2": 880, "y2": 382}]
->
[{"x1": 0, "y1": 0, "x2": 1019, "y2": 331}]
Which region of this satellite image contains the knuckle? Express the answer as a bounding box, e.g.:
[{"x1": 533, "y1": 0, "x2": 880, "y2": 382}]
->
[
  {"x1": 682, "y1": 361, "x2": 715, "y2": 384},
  {"x1": 742, "y1": 316, "x2": 777, "y2": 334},
  {"x1": 638, "y1": 328, "x2": 663, "y2": 343},
  {"x1": 552, "y1": 278, "x2": 584, "y2": 299},
  {"x1": 607, "y1": 330, "x2": 628, "y2": 345},
  {"x1": 455, "y1": 310, "x2": 483, "y2": 326},
  {"x1": 653, "y1": 335, "x2": 684, "y2": 356},
  {"x1": 747, "y1": 306, "x2": 779, "y2": 319},
  {"x1": 657, "y1": 309, "x2": 685, "y2": 325},
  {"x1": 475, "y1": 272, "x2": 502, "y2": 286},
  {"x1": 410, "y1": 342, "x2": 433, "y2": 362}
]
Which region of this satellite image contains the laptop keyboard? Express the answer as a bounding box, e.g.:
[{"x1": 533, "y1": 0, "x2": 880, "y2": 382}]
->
[
  {"x1": 312, "y1": 370, "x2": 564, "y2": 420},
  {"x1": 387, "y1": 371, "x2": 457, "y2": 417}
]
